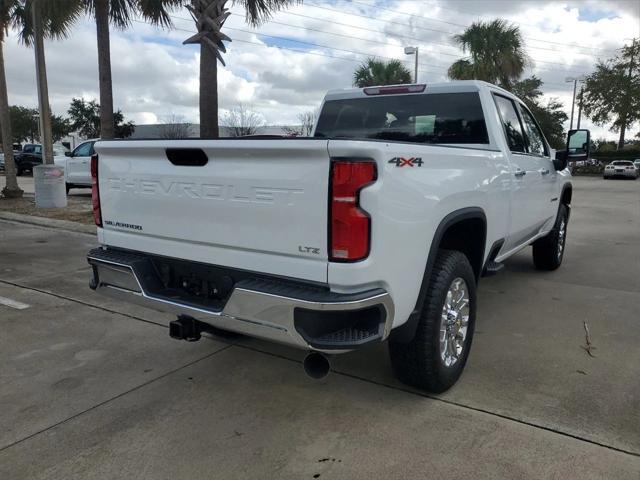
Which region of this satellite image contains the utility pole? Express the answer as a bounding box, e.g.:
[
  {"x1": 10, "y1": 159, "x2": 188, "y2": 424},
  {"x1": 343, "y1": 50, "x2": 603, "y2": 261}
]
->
[
  {"x1": 569, "y1": 78, "x2": 577, "y2": 129},
  {"x1": 576, "y1": 85, "x2": 584, "y2": 129},
  {"x1": 566, "y1": 75, "x2": 586, "y2": 130}
]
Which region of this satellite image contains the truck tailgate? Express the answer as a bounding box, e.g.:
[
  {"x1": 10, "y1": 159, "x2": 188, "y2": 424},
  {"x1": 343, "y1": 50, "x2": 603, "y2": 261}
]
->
[{"x1": 94, "y1": 139, "x2": 330, "y2": 283}]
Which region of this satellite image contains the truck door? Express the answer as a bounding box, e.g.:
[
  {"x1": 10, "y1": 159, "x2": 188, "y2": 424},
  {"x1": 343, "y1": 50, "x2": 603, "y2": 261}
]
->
[
  {"x1": 68, "y1": 141, "x2": 94, "y2": 184},
  {"x1": 493, "y1": 94, "x2": 545, "y2": 251},
  {"x1": 517, "y1": 104, "x2": 557, "y2": 227}
]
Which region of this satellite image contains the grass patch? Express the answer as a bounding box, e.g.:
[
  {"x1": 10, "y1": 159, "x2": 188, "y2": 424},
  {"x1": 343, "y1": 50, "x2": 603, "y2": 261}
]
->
[{"x1": 0, "y1": 194, "x2": 93, "y2": 225}]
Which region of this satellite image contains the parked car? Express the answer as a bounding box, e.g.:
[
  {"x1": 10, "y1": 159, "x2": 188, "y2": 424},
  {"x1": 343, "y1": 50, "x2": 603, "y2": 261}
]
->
[
  {"x1": 633, "y1": 159, "x2": 640, "y2": 171},
  {"x1": 0, "y1": 152, "x2": 4, "y2": 171},
  {"x1": 54, "y1": 139, "x2": 97, "y2": 193},
  {"x1": 87, "y1": 81, "x2": 584, "y2": 392},
  {"x1": 15, "y1": 144, "x2": 68, "y2": 175},
  {"x1": 603, "y1": 160, "x2": 638, "y2": 179},
  {"x1": 14, "y1": 144, "x2": 42, "y2": 175}
]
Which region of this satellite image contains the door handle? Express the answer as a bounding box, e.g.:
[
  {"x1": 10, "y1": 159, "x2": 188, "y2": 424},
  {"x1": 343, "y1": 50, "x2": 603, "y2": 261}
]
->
[
  {"x1": 514, "y1": 170, "x2": 526, "y2": 178},
  {"x1": 540, "y1": 169, "x2": 550, "y2": 175}
]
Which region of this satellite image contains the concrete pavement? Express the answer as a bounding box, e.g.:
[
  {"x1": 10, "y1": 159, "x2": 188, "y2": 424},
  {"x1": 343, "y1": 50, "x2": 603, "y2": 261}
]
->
[{"x1": 0, "y1": 176, "x2": 639, "y2": 478}]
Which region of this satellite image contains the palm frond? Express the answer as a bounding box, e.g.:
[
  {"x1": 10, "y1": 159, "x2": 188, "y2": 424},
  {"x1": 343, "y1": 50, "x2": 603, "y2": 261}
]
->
[
  {"x1": 235, "y1": 0, "x2": 301, "y2": 27},
  {"x1": 353, "y1": 57, "x2": 412, "y2": 87},
  {"x1": 12, "y1": 0, "x2": 84, "y2": 46},
  {"x1": 0, "y1": 0, "x2": 18, "y2": 41},
  {"x1": 450, "y1": 18, "x2": 528, "y2": 87},
  {"x1": 137, "y1": 0, "x2": 183, "y2": 27},
  {"x1": 81, "y1": 0, "x2": 181, "y2": 29}
]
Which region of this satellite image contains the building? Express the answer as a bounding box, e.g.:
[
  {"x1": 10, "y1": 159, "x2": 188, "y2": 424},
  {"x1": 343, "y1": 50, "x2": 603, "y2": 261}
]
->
[{"x1": 129, "y1": 124, "x2": 302, "y2": 139}]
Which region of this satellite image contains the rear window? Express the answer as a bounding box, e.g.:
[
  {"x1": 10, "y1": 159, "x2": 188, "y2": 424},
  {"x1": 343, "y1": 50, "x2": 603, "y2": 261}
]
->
[
  {"x1": 611, "y1": 161, "x2": 633, "y2": 166},
  {"x1": 315, "y1": 92, "x2": 489, "y2": 145}
]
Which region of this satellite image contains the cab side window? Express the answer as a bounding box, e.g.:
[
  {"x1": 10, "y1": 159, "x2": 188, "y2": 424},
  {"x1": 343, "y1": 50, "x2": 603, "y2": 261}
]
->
[
  {"x1": 73, "y1": 142, "x2": 93, "y2": 157},
  {"x1": 493, "y1": 95, "x2": 526, "y2": 153},
  {"x1": 519, "y1": 106, "x2": 548, "y2": 156}
]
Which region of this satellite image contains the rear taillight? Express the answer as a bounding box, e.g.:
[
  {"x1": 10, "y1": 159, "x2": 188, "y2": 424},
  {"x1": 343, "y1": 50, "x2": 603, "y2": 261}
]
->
[
  {"x1": 329, "y1": 160, "x2": 377, "y2": 262},
  {"x1": 91, "y1": 154, "x2": 102, "y2": 227}
]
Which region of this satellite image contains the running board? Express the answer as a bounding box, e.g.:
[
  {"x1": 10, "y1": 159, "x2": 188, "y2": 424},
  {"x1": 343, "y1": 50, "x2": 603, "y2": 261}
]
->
[{"x1": 482, "y1": 261, "x2": 505, "y2": 277}]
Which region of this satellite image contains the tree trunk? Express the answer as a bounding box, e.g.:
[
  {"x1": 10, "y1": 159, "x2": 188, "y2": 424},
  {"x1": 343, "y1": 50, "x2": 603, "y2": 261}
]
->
[
  {"x1": 0, "y1": 38, "x2": 23, "y2": 198},
  {"x1": 617, "y1": 118, "x2": 626, "y2": 150},
  {"x1": 32, "y1": 1, "x2": 53, "y2": 165},
  {"x1": 199, "y1": 42, "x2": 218, "y2": 138},
  {"x1": 95, "y1": 0, "x2": 114, "y2": 139}
]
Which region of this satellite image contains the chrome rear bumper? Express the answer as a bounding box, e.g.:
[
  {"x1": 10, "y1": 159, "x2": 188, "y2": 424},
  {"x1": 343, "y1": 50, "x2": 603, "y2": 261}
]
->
[{"x1": 88, "y1": 249, "x2": 394, "y2": 353}]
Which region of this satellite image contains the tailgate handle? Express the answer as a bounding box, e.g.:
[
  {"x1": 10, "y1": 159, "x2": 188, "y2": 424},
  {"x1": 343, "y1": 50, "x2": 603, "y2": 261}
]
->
[{"x1": 166, "y1": 148, "x2": 208, "y2": 167}]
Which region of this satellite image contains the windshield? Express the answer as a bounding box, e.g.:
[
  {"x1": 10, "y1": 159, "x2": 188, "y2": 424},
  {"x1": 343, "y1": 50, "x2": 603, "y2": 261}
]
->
[{"x1": 315, "y1": 92, "x2": 489, "y2": 145}]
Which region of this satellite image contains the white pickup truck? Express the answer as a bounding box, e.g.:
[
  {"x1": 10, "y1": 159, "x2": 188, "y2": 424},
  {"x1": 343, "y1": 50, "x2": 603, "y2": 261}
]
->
[
  {"x1": 54, "y1": 138, "x2": 98, "y2": 193},
  {"x1": 87, "y1": 81, "x2": 590, "y2": 392}
]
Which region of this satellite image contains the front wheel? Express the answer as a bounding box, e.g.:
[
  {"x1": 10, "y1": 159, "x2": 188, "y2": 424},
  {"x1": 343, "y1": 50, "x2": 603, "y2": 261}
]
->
[
  {"x1": 389, "y1": 250, "x2": 476, "y2": 393},
  {"x1": 532, "y1": 204, "x2": 568, "y2": 271}
]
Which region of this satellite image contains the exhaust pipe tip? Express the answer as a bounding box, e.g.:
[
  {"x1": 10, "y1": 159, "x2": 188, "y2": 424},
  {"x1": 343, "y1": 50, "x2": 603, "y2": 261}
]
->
[{"x1": 303, "y1": 352, "x2": 330, "y2": 380}]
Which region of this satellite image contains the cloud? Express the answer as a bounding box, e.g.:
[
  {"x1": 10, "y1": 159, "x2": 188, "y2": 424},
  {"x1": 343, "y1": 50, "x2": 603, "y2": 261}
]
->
[{"x1": 2, "y1": 0, "x2": 638, "y2": 138}]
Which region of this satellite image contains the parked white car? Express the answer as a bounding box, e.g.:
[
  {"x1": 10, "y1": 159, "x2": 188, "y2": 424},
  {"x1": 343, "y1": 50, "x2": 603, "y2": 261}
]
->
[
  {"x1": 54, "y1": 139, "x2": 98, "y2": 193},
  {"x1": 603, "y1": 160, "x2": 638, "y2": 179},
  {"x1": 87, "y1": 81, "x2": 586, "y2": 392}
]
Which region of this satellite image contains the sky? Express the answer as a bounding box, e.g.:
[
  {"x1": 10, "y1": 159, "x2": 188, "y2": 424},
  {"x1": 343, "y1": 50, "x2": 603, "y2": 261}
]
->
[{"x1": 3, "y1": 0, "x2": 640, "y2": 141}]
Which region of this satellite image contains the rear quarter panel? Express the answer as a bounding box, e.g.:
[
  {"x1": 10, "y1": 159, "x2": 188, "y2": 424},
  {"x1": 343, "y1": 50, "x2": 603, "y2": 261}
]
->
[{"x1": 327, "y1": 140, "x2": 511, "y2": 328}]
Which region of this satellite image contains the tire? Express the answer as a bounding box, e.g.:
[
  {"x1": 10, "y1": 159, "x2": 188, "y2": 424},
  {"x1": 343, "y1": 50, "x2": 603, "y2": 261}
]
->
[
  {"x1": 389, "y1": 249, "x2": 476, "y2": 393},
  {"x1": 65, "y1": 183, "x2": 71, "y2": 194},
  {"x1": 532, "y1": 204, "x2": 568, "y2": 271}
]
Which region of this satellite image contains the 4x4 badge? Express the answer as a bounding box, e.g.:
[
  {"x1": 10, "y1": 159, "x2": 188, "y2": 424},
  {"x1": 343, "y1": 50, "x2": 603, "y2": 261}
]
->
[{"x1": 388, "y1": 157, "x2": 423, "y2": 167}]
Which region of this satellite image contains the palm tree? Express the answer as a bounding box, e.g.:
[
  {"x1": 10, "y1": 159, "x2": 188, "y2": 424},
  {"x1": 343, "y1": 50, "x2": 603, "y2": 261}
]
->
[
  {"x1": 0, "y1": 0, "x2": 22, "y2": 197},
  {"x1": 1, "y1": 0, "x2": 81, "y2": 198},
  {"x1": 184, "y1": 0, "x2": 299, "y2": 139},
  {"x1": 353, "y1": 57, "x2": 412, "y2": 88},
  {"x1": 82, "y1": 0, "x2": 180, "y2": 139},
  {"x1": 22, "y1": 1, "x2": 83, "y2": 166},
  {"x1": 448, "y1": 19, "x2": 528, "y2": 89}
]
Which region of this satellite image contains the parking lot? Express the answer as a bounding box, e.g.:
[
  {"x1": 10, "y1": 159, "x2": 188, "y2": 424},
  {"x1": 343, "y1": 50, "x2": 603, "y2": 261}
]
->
[{"x1": 0, "y1": 176, "x2": 638, "y2": 479}]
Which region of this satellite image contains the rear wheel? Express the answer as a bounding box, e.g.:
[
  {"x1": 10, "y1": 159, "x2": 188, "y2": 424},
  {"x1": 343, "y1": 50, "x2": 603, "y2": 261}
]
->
[
  {"x1": 65, "y1": 183, "x2": 71, "y2": 194},
  {"x1": 532, "y1": 204, "x2": 568, "y2": 271},
  {"x1": 389, "y1": 250, "x2": 476, "y2": 393}
]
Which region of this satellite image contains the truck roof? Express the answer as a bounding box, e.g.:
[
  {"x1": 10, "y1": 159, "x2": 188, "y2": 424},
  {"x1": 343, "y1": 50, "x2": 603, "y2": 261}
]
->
[{"x1": 324, "y1": 80, "x2": 510, "y2": 101}]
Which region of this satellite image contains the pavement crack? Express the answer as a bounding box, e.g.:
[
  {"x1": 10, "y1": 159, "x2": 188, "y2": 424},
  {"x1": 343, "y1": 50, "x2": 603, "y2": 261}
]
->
[
  {"x1": 0, "y1": 279, "x2": 168, "y2": 330},
  {"x1": 2, "y1": 284, "x2": 638, "y2": 459},
  {"x1": 234, "y1": 343, "x2": 640, "y2": 459},
  {"x1": 0, "y1": 345, "x2": 233, "y2": 453}
]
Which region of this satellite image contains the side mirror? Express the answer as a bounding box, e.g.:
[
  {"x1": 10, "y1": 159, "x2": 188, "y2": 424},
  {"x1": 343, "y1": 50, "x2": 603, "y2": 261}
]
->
[
  {"x1": 65, "y1": 151, "x2": 72, "y2": 157},
  {"x1": 567, "y1": 129, "x2": 590, "y2": 160},
  {"x1": 554, "y1": 150, "x2": 568, "y2": 171},
  {"x1": 554, "y1": 129, "x2": 590, "y2": 171}
]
